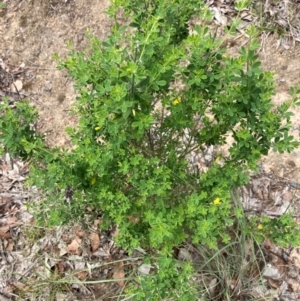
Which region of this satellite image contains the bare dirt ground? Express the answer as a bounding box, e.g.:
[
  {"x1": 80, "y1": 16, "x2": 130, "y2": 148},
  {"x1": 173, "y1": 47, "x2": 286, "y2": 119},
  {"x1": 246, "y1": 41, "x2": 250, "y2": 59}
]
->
[
  {"x1": 224, "y1": 35, "x2": 300, "y2": 181},
  {"x1": 1, "y1": 0, "x2": 300, "y2": 300},
  {"x1": 0, "y1": 0, "x2": 112, "y2": 148},
  {"x1": 260, "y1": 42, "x2": 300, "y2": 181}
]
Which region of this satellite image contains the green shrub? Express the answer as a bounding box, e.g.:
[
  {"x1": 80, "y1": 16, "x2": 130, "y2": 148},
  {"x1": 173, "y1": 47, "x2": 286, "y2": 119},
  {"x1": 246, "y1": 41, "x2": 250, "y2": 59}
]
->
[
  {"x1": 127, "y1": 256, "x2": 197, "y2": 301},
  {"x1": 1, "y1": 0, "x2": 300, "y2": 299},
  {"x1": 1, "y1": 0, "x2": 299, "y2": 252}
]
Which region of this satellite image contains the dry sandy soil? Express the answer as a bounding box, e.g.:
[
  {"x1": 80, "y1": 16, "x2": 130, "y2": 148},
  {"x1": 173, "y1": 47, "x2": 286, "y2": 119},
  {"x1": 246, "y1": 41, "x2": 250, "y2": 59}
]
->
[
  {"x1": 0, "y1": 0, "x2": 300, "y2": 299},
  {"x1": 1, "y1": 0, "x2": 299, "y2": 179},
  {"x1": 219, "y1": 35, "x2": 300, "y2": 183},
  {"x1": 0, "y1": 0, "x2": 113, "y2": 149}
]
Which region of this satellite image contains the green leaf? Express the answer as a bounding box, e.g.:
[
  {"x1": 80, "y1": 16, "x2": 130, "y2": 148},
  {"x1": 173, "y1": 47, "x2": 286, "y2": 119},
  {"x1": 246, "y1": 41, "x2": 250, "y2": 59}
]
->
[{"x1": 156, "y1": 80, "x2": 167, "y2": 86}]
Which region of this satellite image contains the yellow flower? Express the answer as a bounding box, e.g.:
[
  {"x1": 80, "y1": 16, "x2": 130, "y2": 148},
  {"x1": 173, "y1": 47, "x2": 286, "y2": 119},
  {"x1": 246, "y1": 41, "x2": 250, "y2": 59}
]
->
[
  {"x1": 257, "y1": 224, "x2": 263, "y2": 230},
  {"x1": 213, "y1": 197, "x2": 221, "y2": 206},
  {"x1": 95, "y1": 126, "x2": 101, "y2": 131},
  {"x1": 173, "y1": 97, "x2": 181, "y2": 105}
]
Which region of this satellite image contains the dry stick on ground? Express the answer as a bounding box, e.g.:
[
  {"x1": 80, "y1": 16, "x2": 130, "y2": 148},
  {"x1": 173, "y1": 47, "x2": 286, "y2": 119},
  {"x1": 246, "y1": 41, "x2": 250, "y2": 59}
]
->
[
  {"x1": 13, "y1": 52, "x2": 57, "y2": 70},
  {"x1": 1, "y1": 89, "x2": 50, "y2": 108}
]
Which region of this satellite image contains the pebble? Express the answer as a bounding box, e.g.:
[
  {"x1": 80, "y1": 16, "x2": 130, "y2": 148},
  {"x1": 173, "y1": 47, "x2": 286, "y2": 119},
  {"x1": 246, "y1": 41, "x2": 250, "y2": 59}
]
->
[
  {"x1": 44, "y1": 86, "x2": 52, "y2": 93},
  {"x1": 290, "y1": 182, "x2": 300, "y2": 190},
  {"x1": 138, "y1": 264, "x2": 152, "y2": 275}
]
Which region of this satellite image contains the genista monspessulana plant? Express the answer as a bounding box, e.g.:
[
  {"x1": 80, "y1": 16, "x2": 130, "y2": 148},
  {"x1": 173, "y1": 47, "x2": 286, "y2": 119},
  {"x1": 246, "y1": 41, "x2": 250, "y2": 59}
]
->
[{"x1": 1, "y1": 0, "x2": 300, "y2": 299}]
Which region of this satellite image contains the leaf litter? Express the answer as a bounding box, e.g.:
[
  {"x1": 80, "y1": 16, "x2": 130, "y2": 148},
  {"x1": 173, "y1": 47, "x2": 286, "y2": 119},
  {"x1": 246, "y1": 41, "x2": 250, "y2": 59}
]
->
[{"x1": 0, "y1": 153, "x2": 134, "y2": 300}]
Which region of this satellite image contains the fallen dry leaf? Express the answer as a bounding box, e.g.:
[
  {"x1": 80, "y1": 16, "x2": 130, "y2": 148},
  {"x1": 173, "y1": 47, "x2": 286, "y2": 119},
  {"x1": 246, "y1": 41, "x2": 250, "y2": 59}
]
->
[
  {"x1": 211, "y1": 7, "x2": 228, "y2": 25},
  {"x1": 94, "y1": 219, "x2": 101, "y2": 227},
  {"x1": 113, "y1": 261, "x2": 125, "y2": 287},
  {"x1": 226, "y1": 278, "x2": 241, "y2": 291},
  {"x1": 57, "y1": 261, "x2": 65, "y2": 274},
  {"x1": 89, "y1": 232, "x2": 100, "y2": 253},
  {"x1": 75, "y1": 227, "x2": 85, "y2": 238},
  {"x1": 263, "y1": 238, "x2": 275, "y2": 251},
  {"x1": 208, "y1": 278, "x2": 218, "y2": 298},
  {"x1": 61, "y1": 233, "x2": 70, "y2": 242},
  {"x1": 289, "y1": 247, "x2": 300, "y2": 269},
  {"x1": 112, "y1": 226, "x2": 119, "y2": 238},
  {"x1": 12, "y1": 280, "x2": 26, "y2": 290},
  {"x1": 129, "y1": 215, "x2": 139, "y2": 223},
  {"x1": 6, "y1": 216, "x2": 18, "y2": 225},
  {"x1": 0, "y1": 226, "x2": 11, "y2": 239},
  {"x1": 67, "y1": 236, "x2": 82, "y2": 254},
  {"x1": 287, "y1": 278, "x2": 300, "y2": 292},
  {"x1": 76, "y1": 271, "x2": 88, "y2": 281},
  {"x1": 270, "y1": 257, "x2": 287, "y2": 276},
  {"x1": 282, "y1": 191, "x2": 293, "y2": 201},
  {"x1": 266, "y1": 278, "x2": 281, "y2": 289},
  {"x1": 5, "y1": 239, "x2": 14, "y2": 251}
]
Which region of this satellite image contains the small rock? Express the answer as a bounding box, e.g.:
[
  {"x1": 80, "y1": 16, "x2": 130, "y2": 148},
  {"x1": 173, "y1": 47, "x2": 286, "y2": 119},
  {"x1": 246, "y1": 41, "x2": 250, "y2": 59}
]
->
[
  {"x1": 138, "y1": 264, "x2": 152, "y2": 275},
  {"x1": 44, "y1": 86, "x2": 52, "y2": 93},
  {"x1": 291, "y1": 182, "x2": 300, "y2": 189},
  {"x1": 263, "y1": 264, "x2": 281, "y2": 280}
]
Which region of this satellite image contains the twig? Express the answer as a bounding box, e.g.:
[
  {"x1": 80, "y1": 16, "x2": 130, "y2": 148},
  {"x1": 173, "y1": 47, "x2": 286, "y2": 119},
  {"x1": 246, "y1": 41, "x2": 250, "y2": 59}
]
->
[
  {"x1": 0, "y1": 293, "x2": 11, "y2": 301},
  {"x1": 27, "y1": 94, "x2": 50, "y2": 108},
  {"x1": 23, "y1": 66, "x2": 57, "y2": 71},
  {"x1": 1, "y1": 89, "x2": 50, "y2": 108},
  {"x1": 12, "y1": 70, "x2": 26, "y2": 76},
  {"x1": 13, "y1": 52, "x2": 56, "y2": 70},
  {"x1": 146, "y1": 129, "x2": 154, "y2": 154},
  {"x1": 263, "y1": 210, "x2": 299, "y2": 218},
  {"x1": 17, "y1": 0, "x2": 27, "y2": 8}
]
